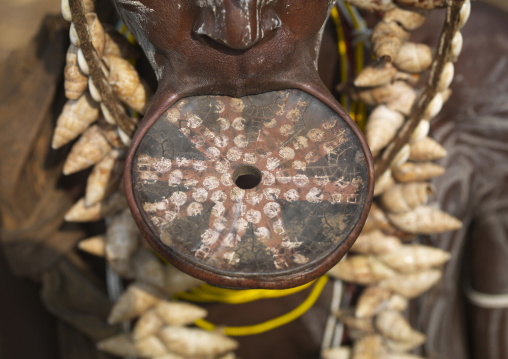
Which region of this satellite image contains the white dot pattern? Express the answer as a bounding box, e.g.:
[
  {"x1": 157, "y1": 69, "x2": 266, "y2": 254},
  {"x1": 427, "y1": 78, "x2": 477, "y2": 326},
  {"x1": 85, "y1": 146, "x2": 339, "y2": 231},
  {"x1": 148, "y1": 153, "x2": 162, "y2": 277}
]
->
[{"x1": 137, "y1": 91, "x2": 364, "y2": 270}]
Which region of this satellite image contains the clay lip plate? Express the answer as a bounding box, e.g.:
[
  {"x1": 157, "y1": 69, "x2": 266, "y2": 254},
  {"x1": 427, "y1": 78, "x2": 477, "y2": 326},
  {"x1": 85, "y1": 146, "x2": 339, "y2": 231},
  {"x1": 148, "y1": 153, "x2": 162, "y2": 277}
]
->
[{"x1": 128, "y1": 89, "x2": 373, "y2": 288}]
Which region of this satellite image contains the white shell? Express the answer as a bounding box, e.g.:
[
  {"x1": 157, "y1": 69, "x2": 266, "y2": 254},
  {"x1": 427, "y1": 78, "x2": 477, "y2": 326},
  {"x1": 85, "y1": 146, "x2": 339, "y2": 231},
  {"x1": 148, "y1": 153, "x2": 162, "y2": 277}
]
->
[
  {"x1": 409, "y1": 120, "x2": 430, "y2": 144},
  {"x1": 103, "y1": 54, "x2": 151, "y2": 113},
  {"x1": 384, "y1": 337, "x2": 425, "y2": 354},
  {"x1": 162, "y1": 265, "x2": 204, "y2": 296},
  {"x1": 388, "y1": 294, "x2": 408, "y2": 312},
  {"x1": 354, "y1": 62, "x2": 398, "y2": 88},
  {"x1": 381, "y1": 269, "x2": 442, "y2": 298},
  {"x1": 88, "y1": 77, "x2": 102, "y2": 102},
  {"x1": 374, "y1": 169, "x2": 395, "y2": 196},
  {"x1": 442, "y1": 88, "x2": 452, "y2": 104},
  {"x1": 424, "y1": 92, "x2": 443, "y2": 119},
  {"x1": 77, "y1": 48, "x2": 89, "y2": 75},
  {"x1": 52, "y1": 94, "x2": 100, "y2": 149},
  {"x1": 355, "y1": 286, "x2": 392, "y2": 318},
  {"x1": 97, "y1": 334, "x2": 137, "y2": 357},
  {"x1": 378, "y1": 244, "x2": 451, "y2": 273},
  {"x1": 85, "y1": 149, "x2": 124, "y2": 206},
  {"x1": 64, "y1": 45, "x2": 88, "y2": 100},
  {"x1": 217, "y1": 353, "x2": 237, "y2": 359},
  {"x1": 387, "y1": 205, "x2": 461, "y2": 233},
  {"x1": 337, "y1": 309, "x2": 375, "y2": 333},
  {"x1": 375, "y1": 310, "x2": 425, "y2": 343},
  {"x1": 108, "y1": 282, "x2": 162, "y2": 324},
  {"x1": 135, "y1": 336, "x2": 169, "y2": 357},
  {"x1": 437, "y1": 62, "x2": 454, "y2": 93},
  {"x1": 64, "y1": 192, "x2": 127, "y2": 222},
  {"x1": 390, "y1": 144, "x2": 411, "y2": 168},
  {"x1": 363, "y1": 203, "x2": 393, "y2": 233},
  {"x1": 106, "y1": 209, "x2": 140, "y2": 277},
  {"x1": 100, "y1": 103, "x2": 116, "y2": 124},
  {"x1": 78, "y1": 235, "x2": 105, "y2": 256},
  {"x1": 118, "y1": 127, "x2": 132, "y2": 146},
  {"x1": 371, "y1": 21, "x2": 409, "y2": 61},
  {"x1": 132, "y1": 249, "x2": 165, "y2": 289},
  {"x1": 394, "y1": 42, "x2": 433, "y2": 73},
  {"x1": 328, "y1": 255, "x2": 395, "y2": 285},
  {"x1": 365, "y1": 105, "x2": 405, "y2": 157},
  {"x1": 158, "y1": 326, "x2": 238, "y2": 358},
  {"x1": 62, "y1": 125, "x2": 112, "y2": 175},
  {"x1": 351, "y1": 229, "x2": 402, "y2": 255},
  {"x1": 380, "y1": 182, "x2": 434, "y2": 213},
  {"x1": 352, "y1": 335, "x2": 387, "y2": 358},
  {"x1": 379, "y1": 353, "x2": 425, "y2": 359},
  {"x1": 152, "y1": 353, "x2": 185, "y2": 359},
  {"x1": 451, "y1": 31, "x2": 463, "y2": 62},
  {"x1": 322, "y1": 347, "x2": 351, "y2": 359},
  {"x1": 409, "y1": 136, "x2": 447, "y2": 161},
  {"x1": 383, "y1": 7, "x2": 427, "y2": 31},
  {"x1": 69, "y1": 23, "x2": 80, "y2": 46},
  {"x1": 155, "y1": 301, "x2": 208, "y2": 326},
  {"x1": 133, "y1": 309, "x2": 164, "y2": 340},
  {"x1": 61, "y1": 0, "x2": 72, "y2": 21},
  {"x1": 386, "y1": 86, "x2": 416, "y2": 116},
  {"x1": 459, "y1": 0, "x2": 471, "y2": 29}
]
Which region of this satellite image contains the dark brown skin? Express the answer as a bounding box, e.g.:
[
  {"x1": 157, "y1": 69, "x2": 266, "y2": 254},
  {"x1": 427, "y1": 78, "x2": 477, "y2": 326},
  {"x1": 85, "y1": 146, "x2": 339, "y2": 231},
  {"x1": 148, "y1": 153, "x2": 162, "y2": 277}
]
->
[{"x1": 113, "y1": 0, "x2": 334, "y2": 101}]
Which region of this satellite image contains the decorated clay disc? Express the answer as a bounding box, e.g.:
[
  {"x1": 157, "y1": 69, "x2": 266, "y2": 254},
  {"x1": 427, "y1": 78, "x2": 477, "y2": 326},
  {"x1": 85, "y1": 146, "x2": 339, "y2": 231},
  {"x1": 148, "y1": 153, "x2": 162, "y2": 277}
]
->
[{"x1": 130, "y1": 89, "x2": 372, "y2": 288}]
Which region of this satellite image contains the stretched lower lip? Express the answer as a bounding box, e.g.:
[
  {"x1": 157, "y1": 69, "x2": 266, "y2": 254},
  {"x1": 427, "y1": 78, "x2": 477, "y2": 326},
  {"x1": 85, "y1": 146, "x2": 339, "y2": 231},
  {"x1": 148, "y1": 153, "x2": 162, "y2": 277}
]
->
[{"x1": 125, "y1": 88, "x2": 373, "y2": 289}]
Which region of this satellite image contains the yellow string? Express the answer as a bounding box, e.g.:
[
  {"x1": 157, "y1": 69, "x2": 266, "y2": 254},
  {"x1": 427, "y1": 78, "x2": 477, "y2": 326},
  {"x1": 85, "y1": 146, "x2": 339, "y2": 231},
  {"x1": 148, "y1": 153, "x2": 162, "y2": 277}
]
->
[
  {"x1": 193, "y1": 275, "x2": 328, "y2": 336},
  {"x1": 330, "y1": 7, "x2": 349, "y2": 111},
  {"x1": 344, "y1": 3, "x2": 367, "y2": 131},
  {"x1": 119, "y1": 24, "x2": 137, "y2": 45},
  {"x1": 331, "y1": 2, "x2": 367, "y2": 131},
  {"x1": 176, "y1": 279, "x2": 315, "y2": 304}
]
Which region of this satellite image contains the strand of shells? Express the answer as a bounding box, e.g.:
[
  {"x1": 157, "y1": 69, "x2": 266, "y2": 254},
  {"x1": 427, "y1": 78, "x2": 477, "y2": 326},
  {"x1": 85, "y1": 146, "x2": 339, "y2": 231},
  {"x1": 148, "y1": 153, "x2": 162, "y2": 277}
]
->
[
  {"x1": 56, "y1": 0, "x2": 150, "y2": 151},
  {"x1": 58, "y1": 0, "x2": 150, "y2": 223},
  {"x1": 79, "y1": 220, "x2": 238, "y2": 358},
  {"x1": 80, "y1": 221, "x2": 238, "y2": 359},
  {"x1": 74, "y1": 206, "x2": 242, "y2": 359},
  {"x1": 97, "y1": 281, "x2": 238, "y2": 359},
  {"x1": 58, "y1": 2, "x2": 239, "y2": 358},
  {"x1": 323, "y1": 2, "x2": 470, "y2": 358}
]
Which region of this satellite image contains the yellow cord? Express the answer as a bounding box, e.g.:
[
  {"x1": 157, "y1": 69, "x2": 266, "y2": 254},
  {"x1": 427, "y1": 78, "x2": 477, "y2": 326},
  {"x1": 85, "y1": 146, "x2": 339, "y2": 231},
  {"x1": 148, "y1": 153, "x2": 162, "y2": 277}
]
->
[
  {"x1": 331, "y1": 3, "x2": 367, "y2": 131},
  {"x1": 119, "y1": 24, "x2": 137, "y2": 45},
  {"x1": 176, "y1": 279, "x2": 315, "y2": 304},
  {"x1": 344, "y1": 3, "x2": 367, "y2": 131},
  {"x1": 330, "y1": 7, "x2": 349, "y2": 111},
  {"x1": 194, "y1": 275, "x2": 328, "y2": 336}
]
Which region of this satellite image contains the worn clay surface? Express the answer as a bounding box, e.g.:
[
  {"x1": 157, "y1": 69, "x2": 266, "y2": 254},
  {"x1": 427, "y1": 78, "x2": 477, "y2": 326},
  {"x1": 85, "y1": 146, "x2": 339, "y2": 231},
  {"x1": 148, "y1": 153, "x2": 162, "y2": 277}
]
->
[{"x1": 132, "y1": 89, "x2": 369, "y2": 279}]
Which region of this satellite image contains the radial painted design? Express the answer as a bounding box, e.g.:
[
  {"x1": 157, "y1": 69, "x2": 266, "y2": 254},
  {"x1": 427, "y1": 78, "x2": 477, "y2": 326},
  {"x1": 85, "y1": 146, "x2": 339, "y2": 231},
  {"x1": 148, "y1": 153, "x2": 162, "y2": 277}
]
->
[{"x1": 133, "y1": 89, "x2": 369, "y2": 276}]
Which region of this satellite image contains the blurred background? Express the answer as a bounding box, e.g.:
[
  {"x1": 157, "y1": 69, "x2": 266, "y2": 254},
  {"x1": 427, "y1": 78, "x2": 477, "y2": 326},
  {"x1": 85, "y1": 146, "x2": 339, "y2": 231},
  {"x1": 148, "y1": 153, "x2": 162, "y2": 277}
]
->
[
  {"x1": 0, "y1": 0, "x2": 60, "y2": 62},
  {"x1": 0, "y1": 0, "x2": 507, "y2": 63}
]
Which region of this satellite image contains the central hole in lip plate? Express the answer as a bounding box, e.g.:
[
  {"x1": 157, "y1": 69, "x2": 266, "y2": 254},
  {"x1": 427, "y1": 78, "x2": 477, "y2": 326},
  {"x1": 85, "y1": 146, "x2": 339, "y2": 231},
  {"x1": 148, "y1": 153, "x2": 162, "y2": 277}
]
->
[{"x1": 232, "y1": 165, "x2": 262, "y2": 189}]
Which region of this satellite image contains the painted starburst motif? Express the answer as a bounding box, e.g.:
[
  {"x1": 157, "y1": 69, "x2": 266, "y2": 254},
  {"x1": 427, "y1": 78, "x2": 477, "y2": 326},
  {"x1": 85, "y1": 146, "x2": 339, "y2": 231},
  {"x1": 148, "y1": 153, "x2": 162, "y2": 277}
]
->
[{"x1": 134, "y1": 90, "x2": 365, "y2": 272}]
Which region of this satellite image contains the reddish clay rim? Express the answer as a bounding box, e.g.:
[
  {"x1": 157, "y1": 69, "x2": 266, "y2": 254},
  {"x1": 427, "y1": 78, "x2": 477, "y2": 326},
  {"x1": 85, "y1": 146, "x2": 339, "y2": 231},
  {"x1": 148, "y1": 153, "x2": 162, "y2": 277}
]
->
[{"x1": 124, "y1": 84, "x2": 374, "y2": 289}]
